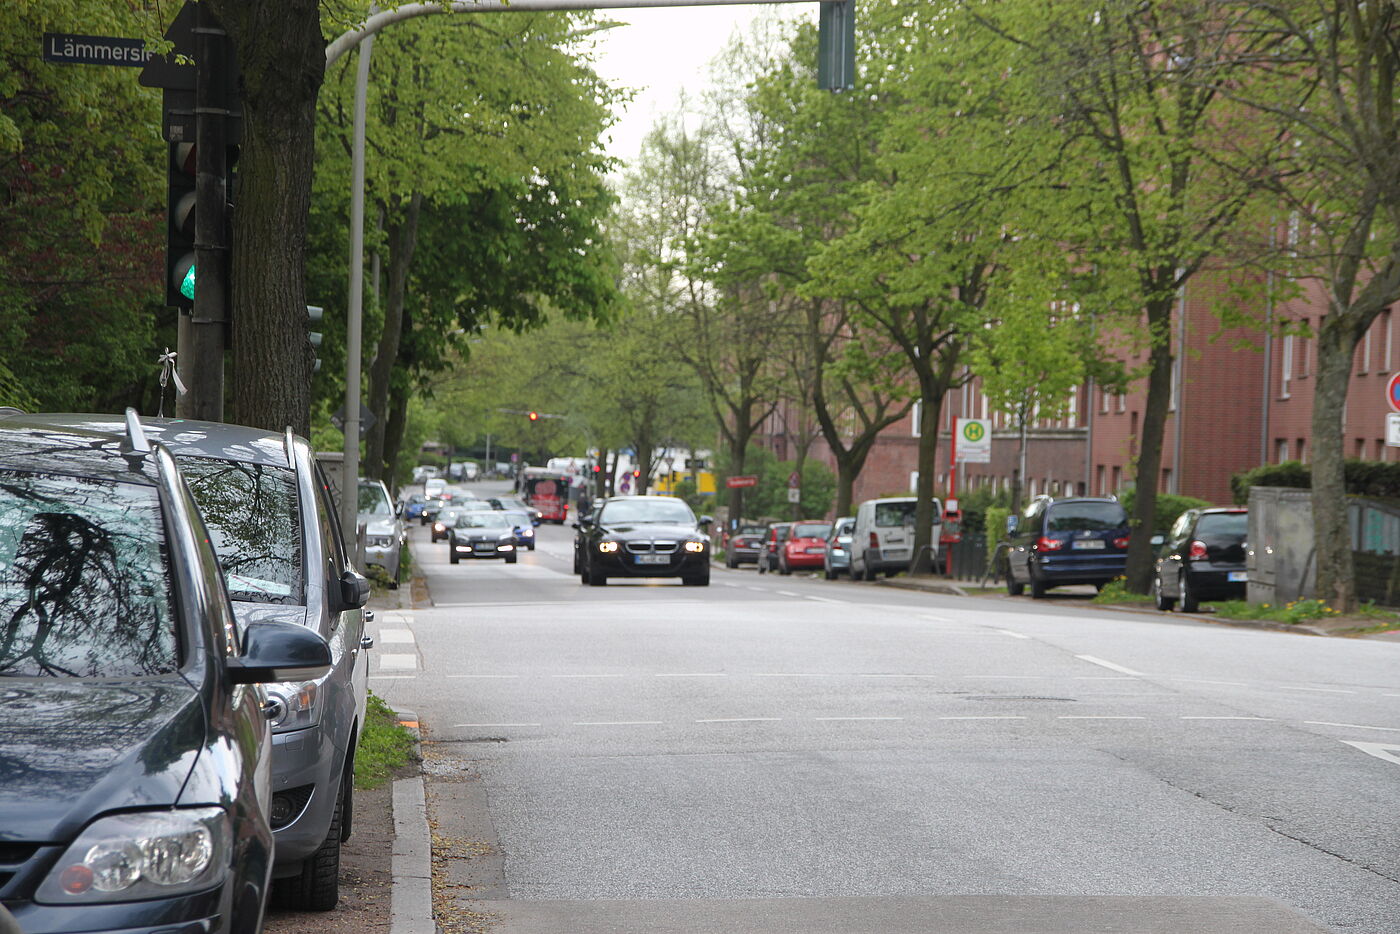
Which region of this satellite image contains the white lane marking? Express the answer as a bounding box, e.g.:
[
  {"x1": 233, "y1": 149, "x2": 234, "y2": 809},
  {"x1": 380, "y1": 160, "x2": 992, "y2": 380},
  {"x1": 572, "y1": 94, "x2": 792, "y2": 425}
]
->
[
  {"x1": 747, "y1": 586, "x2": 766, "y2": 592},
  {"x1": 856, "y1": 673, "x2": 940, "y2": 679},
  {"x1": 1181, "y1": 716, "x2": 1276, "y2": 721},
  {"x1": 696, "y1": 717, "x2": 781, "y2": 723},
  {"x1": 1305, "y1": 721, "x2": 1400, "y2": 733},
  {"x1": 777, "y1": 590, "x2": 800, "y2": 597},
  {"x1": 1170, "y1": 679, "x2": 1248, "y2": 687},
  {"x1": 939, "y1": 716, "x2": 1026, "y2": 721},
  {"x1": 378, "y1": 628, "x2": 415, "y2": 643},
  {"x1": 814, "y1": 716, "x2": 904, "y2": 721},
  {"x1": 1342, "y1": 741, "x2": 1400, "y2": 767},
  {"x1": 451, "y1": 723, "x2": 541, "y2": 728},
  {"x1": 1278, "y1": 686, "x2": 1357, "y2": 695},
  {"x1": 753, "y1": 673, "x2": 828, "y2": 678},
  {"x1": 446, "y1": 674, "x2": 519, "y2": 679},
  {"x1": 574, "y1": 720, "x2": 663, "y2": 726},
  {"x1": 964, "y1": 675, "x2": 1042, "y2": 680},
  {"x1": 1058, "y1": 716, "x2": 1146, "y2": 720},
  {"x1": 378, "y1": 612, "x2": 415, "y2": 625},
  {"x1": 379, "y1": 654, "x2": 417, "y2": 670},
  {"x1": 552, "y1": 673, "x2": 627, "y2": 679},
  {"x1": 922, "y1": 615, "x2": 954, "y2": 623},
  {"x1": 1074, "y1": 676, "x2": 1137, "y2": 681},
  {"x1": 1075, "y1": 655, "x2": 1143, "y2": 676},
  {"x1": 995, "y1": 629, "x2": 1030, "y2": 639},
  {"x1": 805, "y1": 595, "x2": 846, "y2": 604},
  {"x1": 655, "y1": 672, "x2": 726, "y2": 678},
  {"x1": 368, "y1": 675, "x2": 417, "y2": 680}
]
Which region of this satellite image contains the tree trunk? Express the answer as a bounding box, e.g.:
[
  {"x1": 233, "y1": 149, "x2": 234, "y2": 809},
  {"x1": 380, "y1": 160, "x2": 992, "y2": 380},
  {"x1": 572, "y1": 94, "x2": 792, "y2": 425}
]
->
[
  {"x1": 210, "y1": 0, "x2": 324, "y2": 435},
  {"x1": 1123, "y1": 295, "x2": 1175, "y2": 593},
  {"x1": 1312, "y1": 316, "x2": 1360, "y2": 611},
  {"x1": 911, "y1": 372, "x2": 944, "y2": 576},
  {"x1": 382, "y1": 381, "x2": 410, "y2": 494},
  {"x1": 365, "y1": 191, "x2": 423, "y2": 479}
]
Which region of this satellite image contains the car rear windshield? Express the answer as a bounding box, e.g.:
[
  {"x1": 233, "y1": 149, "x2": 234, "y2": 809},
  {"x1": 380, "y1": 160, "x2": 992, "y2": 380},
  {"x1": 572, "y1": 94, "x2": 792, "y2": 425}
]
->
[
  {"x1": 1045, "y1": 502, "x2": 1127, "y2": 532},
  {"x1": 792, "y1": 523, "x2": 830, "y2": 538},
  {"x1": 1196, "y1": 512, "x2": 1248, "y2": 539},
  {"x1": 0, "y1": 473, "x2": 178, "y2": 678},
  {"x1": 178, "y1": 458, "x2": 304, "y2": 606},
  {"x1": 874, "y1": 502, "x2": 917, "y2": 527}
]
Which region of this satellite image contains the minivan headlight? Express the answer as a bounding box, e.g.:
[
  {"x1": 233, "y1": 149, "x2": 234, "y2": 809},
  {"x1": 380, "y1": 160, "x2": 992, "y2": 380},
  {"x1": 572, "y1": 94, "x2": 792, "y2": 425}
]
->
[
  {"x1": 266, "y1": 679, "x2": 320, "y2": 733},
  {"x1": 36, "y1": 808, "x2": 229, "y2": 904}
]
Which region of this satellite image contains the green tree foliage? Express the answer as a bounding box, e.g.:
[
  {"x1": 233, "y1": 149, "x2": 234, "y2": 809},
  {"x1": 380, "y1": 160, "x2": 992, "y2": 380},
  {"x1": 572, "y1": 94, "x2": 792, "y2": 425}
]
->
[{"x1": 0, "y1": 2, "x2": 170, "y2": 412}]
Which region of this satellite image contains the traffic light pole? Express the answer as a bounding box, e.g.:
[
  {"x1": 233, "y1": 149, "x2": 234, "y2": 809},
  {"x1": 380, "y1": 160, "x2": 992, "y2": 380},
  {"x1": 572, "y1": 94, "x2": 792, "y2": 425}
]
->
[{"x1": 181, "y1": 4, "x2": 231, "y2": 421}]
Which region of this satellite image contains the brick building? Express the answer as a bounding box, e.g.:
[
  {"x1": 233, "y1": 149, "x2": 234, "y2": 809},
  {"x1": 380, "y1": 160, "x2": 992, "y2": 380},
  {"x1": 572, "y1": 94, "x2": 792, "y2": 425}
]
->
[{"x1": 771, "y1": 275, "x2": 1398, "y2": 515}]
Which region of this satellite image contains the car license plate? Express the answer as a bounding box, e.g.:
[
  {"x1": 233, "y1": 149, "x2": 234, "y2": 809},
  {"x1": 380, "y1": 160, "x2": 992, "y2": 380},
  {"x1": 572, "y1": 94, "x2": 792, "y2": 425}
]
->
[
  {"x1": 636, "y1": 554, "x2": 668, "y2": 565},
  {"x1": 1072, "y1": 540, "x2": 1105, "y2": 550},
  {"x1": 807, "y1": 547, "x2": 825, "y2": 554},
  {"x1": 1228, "y1": 571, "x2": 1247, "y2": 582}
]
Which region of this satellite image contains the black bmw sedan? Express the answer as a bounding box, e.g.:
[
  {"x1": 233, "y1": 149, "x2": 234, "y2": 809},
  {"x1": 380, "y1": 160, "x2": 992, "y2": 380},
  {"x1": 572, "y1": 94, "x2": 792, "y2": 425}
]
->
[{"x1": 573, "y1": 496, "x2": 712, "y2": 587}]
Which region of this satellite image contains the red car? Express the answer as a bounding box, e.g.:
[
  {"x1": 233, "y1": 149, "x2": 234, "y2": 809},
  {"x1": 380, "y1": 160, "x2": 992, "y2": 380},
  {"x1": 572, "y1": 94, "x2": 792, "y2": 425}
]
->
[{"x1": 777, "y1": 521, "x2": 832, "y2": 575}]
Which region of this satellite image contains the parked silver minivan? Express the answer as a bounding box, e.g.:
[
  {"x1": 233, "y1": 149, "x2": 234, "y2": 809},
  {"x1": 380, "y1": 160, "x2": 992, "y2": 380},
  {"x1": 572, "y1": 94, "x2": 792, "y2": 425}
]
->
[{"x1": 849, "y1": 496, "x2": 944, "y2": 579}]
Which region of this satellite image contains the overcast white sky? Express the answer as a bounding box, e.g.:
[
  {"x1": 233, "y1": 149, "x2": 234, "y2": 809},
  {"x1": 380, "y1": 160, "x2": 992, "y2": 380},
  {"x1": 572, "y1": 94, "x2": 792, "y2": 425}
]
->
[{"x1": 585, "y1": 5, "x2": 801, "y2": 168}]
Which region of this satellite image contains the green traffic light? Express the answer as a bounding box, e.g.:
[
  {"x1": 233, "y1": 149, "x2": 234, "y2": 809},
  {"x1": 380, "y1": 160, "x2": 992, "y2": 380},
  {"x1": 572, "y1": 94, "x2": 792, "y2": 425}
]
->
[{"x1": 180, "y1": 263, "x2": 196, "y2": 300}]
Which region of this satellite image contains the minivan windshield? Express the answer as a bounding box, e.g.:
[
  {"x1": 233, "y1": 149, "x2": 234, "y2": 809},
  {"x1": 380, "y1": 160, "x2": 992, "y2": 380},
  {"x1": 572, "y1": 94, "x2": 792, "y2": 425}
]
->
[
  {"x1": 0, "y1": 473, "x2": 178, "y2": 678},
  {"x1": 874, "y1": 501, "x2": 917, "y2": 527},
  {"x1": 1046, "y1": 502, "x2": 1127, "y2": 532},
  {"x1": 598, "y1": 499, "x2": 696, "y2": 525},
  {"x1": 179, "y1": 458, "x2": 303, "y2": 605}
]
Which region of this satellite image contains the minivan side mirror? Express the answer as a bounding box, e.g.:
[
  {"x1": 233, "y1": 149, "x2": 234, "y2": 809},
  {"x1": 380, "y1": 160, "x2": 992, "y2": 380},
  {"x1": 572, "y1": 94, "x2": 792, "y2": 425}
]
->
[
  {"x1": 228, "y1": 620, "x2": 332, "y2": 685},
  {"x1": 339, "y1": 569, "x2": 371, "y2": 610},
  {"x1": 698, "y1": 514, "x2": 713, "y2": 527},
  {"x1": 1005, "y1": 515, "x2": 1019, "y2": 535}
]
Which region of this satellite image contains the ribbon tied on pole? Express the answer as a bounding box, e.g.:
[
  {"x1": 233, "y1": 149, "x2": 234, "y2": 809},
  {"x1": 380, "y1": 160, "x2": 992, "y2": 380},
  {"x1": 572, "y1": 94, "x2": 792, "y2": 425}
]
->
[{"x1": 157, "y1": 348, "x2": 187, "y2": 417}]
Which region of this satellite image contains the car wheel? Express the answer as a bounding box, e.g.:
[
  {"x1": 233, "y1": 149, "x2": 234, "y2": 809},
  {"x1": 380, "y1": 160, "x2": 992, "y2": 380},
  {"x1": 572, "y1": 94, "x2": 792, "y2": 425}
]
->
[
  {"x1": 529, "y1": 543, "x2": 536, "y2": 551},
  {"x1": 1006, "y1": 562, "x2": 1025, "y2": 596},
  {"x1": 1180, "y1": 572, "x2": 1200, "y2": 613},
  {"x1": 450, "y1": 549, "x2": 460, "y2": 565},
  {"x1": 1029, "y1": 564, "x2": 1048, "y2": 599},
  {"x1": 726, "y1": 555, "x2": 738, "y2": 569},
  {"x1": 505, "y1": 553, "x2": 518, "y2": 565},
  {"x1": 272, "y1": 773, "x2": 344, "y2": 911},
  {"x1": 779, "y1": 559, "x2": 791, "y2": 576},
  {"x1": 824, "y1": 567, "x2": 835, "y2": 581},
  {"x1": 589, "y1": 562, "x2": 607, "y2": 586},
  {"x1": 579, "y1": 566, "x2": 590, "y2": 584},
  {"x1": 683, "y1": 570, "x2": 710, "y2": 586},
  {"x1": 339, "y1": 750, "x2": 355, "y2": 843},
  {"x1": 1153, "y1": 572, "x2": 1175, "y2": 611}
]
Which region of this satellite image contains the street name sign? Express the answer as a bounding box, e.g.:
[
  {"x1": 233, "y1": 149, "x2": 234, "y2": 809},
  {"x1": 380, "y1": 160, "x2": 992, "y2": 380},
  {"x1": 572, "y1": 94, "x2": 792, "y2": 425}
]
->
[
  {"x1": 955, "y1": 418, "x2": 992, "y2": 463},
  {"x1": 1387, "y1": 413, "x2": 1400, "y2": 448},
  {"x1": 726, "y1": 475, "x2": 759, "y2": 489},
  {"x1": 42, "y1": 33, "x2": 160, "y2": 67}
]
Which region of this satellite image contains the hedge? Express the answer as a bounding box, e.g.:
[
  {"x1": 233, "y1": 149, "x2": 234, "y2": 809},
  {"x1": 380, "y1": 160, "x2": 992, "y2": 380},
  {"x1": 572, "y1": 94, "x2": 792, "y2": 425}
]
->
[{"x1": 1231, "y1": 459, "x2": 1400, "y2": 504}]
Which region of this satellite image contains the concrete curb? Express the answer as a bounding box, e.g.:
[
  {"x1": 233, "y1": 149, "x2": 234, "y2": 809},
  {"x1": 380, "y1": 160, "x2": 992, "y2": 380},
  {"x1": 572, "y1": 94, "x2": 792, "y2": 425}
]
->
[
  {"x1": 389, "y1": 708, "x2": 436, "y2": 934},
  {"x1": 876, "y1": 577, "x2": 969, "y2": 597}
]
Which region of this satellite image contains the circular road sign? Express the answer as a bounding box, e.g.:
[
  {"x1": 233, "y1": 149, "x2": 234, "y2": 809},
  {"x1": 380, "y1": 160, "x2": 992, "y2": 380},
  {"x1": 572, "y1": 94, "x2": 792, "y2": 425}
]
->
[
  {"x1": 961, "y1": 420, "x2": 986, "y2": 443},
  {"x1": 1389, "y1": 373, "x2": 1400, "y2": 413},
  {"x1": 788, "y1": 470, "x2": 801, "y2": 489}
]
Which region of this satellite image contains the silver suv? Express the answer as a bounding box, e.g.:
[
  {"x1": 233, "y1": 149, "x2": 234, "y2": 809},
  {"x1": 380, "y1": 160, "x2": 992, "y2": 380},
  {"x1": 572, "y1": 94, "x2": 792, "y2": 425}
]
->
[{"x1": 13, "y1": 415, "x2": 371, "y2": 911}]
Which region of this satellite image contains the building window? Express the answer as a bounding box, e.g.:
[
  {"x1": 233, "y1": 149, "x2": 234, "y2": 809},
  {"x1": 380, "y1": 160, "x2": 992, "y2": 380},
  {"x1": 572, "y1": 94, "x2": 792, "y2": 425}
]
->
[
  {"x1": 1096, "y1": 464, "x2": 1105, "y2": 496},
  {"x1": 1067, "y1": 388, "x2": 1078, "y2": 427},
  {"x1": 1301, "y1": 318, "x2": 1311, "y2": 377},
  {"x1": 1360, "y1": 326, "x2": 1372, "y2": 374},
  {"x1": 1111, "y1": 465, "x2": 1122, "y2": 491},
  {"x1": 1162, "y1": 467, "x2": 1172, "y2": 491},
  {"x1": 1101, "y1": 389, "x2": 1110, "y2": 414},
  {"x1": 1117, "y1": 392, "x2": 1126, "y2": 413},
  {"x1": 911, "y1": 400, "x2": 922, "y2": 437},
  {"x1": 1356, "y1": 438, "x2": 1367, "y2": 459},
  {"x1": 1277, "y1": 439, "x2": 1289, "y2": 462},
  {"x1": 1380, "y1": 440, "x2": 1389, "y2": 463},
  {"x1": 1385, "y1": 310, "x2": 1394, "y2": 371},
  {"x1": 1297, "y1": 438, "x2": 1307, "y2": 462},
  {"x1": 1281, "y1": 333, "x2": 1293, "y2": 398}
]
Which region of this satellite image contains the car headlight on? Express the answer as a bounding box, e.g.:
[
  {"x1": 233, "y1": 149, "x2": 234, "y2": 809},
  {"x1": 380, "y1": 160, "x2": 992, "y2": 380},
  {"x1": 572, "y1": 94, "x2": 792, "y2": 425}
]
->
[
  {"x1": 36, "y1": 808, "x2": 229, "y2": 904},
  {"x1": 265, "y1": 680, "x2": 320, "y2": 733},
  {"x1": 598, "y1": 541, "x2": 619, "y2": 553},
  {"x1": 521, "y1": 527, "x2": 534, "y2": 537},
  {"x1": 433, "y1": 522, "x2": 445, "y2": 532},
  {"x1": 684, "y1": 540, "x2": 706, "y2": 553}
]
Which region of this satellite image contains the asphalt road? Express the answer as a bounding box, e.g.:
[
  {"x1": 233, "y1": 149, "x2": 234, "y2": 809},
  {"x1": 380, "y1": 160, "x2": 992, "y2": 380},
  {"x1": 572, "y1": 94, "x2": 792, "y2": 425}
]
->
[{"x1": 372, "y1": 483, "x2": 1400, "y2": 933}]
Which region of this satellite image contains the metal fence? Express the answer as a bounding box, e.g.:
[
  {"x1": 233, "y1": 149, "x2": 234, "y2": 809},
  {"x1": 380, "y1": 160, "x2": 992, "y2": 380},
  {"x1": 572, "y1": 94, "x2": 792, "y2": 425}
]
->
[{"x1": 946, "y1": 532, "x2": 991, "y2": 582}]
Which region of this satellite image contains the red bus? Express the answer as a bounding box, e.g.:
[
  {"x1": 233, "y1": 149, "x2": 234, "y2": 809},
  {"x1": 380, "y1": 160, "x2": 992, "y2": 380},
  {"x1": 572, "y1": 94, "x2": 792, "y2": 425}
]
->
[{"x1": 521, "y1": 468, "x2": 570, "y2": 523}]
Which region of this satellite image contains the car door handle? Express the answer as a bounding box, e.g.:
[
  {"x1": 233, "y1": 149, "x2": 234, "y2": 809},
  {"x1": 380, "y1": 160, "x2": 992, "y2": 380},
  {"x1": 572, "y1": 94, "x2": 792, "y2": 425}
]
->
[{"x1": 360, "y1": 635, "x2": 375, "y2": 650}]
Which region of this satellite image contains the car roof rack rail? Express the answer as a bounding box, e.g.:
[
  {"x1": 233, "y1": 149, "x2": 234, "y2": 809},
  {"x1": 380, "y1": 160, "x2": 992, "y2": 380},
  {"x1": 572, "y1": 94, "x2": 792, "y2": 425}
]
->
[
  {"x1": 283, "y1": 427, "x2": 296, "y2": 469},
  {"x1": 124, "y1": 407, "x2": 151, "y2": 455}
]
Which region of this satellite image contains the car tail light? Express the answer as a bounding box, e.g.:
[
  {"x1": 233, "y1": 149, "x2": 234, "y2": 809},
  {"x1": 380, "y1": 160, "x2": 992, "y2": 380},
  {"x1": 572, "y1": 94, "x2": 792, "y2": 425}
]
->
[
  {"x1": 1189, "y1": 540, "x2": 1208, "y2": 559},
  {"x1": 1035, "y1": 536, "x2": 1063, "y2": 551},
  {"x1": 1113, "y1": 536, "x2": 1130, "y2": 549},
  {"x1": 869, "y1": 532, "x2": 880, "y2": 549}
]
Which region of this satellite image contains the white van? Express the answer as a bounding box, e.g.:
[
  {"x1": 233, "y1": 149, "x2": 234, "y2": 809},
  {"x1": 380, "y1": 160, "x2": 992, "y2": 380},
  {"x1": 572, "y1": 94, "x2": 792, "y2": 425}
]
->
[
  {"x1": 424, "y1": 477, "x2": 447, "y2": 499},
  {"x1": 849, "y1": 496, "x2": 943, "y2": 580}
]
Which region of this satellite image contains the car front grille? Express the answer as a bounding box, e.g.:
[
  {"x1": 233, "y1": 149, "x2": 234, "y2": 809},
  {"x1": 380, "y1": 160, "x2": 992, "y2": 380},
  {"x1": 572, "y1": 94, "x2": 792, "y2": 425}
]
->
[
  {"x1": 0, "y1": 843, "x2": 42, "y2": 896},
  {"x1": 625, "y1": 540, "x2": 678, "y2": 554}
]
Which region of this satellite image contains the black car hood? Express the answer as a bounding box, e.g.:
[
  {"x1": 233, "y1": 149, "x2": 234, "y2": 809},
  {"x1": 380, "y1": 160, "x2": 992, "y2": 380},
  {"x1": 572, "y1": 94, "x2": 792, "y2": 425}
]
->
[
  {"x1": 0, "y1": 678, "x2": 205, "y2": 842},
  {"x1": 598, "y1": 522, "x2": 700, "y2": 539}
]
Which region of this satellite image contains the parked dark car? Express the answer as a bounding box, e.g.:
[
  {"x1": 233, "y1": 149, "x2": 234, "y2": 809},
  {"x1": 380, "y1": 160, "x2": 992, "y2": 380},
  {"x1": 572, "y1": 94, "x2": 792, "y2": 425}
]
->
[
  {"x1": 1153, "y1": 507, "x2": 1249, "y2": 612},
  {"x1": 724, "y1": 524, "x2": 767, "y2": 568},
  {"x1": 756, "y1": 522, "x2": 793, "y2": 574},
  {"x1": 0, "y1": 413, "x2": 332, "y2": 934},
  {"x1": 779, "y1": 521, "x2": 832, "y2": 574},
  {"x1": 11, "y1": 413, "x2": 373, "y2": 911},
  {"x1": 823, "y1": 516, "x2": 856, "y2": 579},
  {"x1": 1005, "y1": 496, "x2": 1130, "y2": 598},
  {"x1": 449, "y1": 511, "x2": 520, "y2": 564},
  {"x1": 573, "y1": 496, "x2": 712, "y2": 586}
]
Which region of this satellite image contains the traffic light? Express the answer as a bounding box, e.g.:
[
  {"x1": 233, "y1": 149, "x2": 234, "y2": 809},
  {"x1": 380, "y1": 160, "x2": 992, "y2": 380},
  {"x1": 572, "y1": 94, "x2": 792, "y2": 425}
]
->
[
  {"x1": 817, "y1": 1, "x2": 855, "y2": 91},
  {"x1": 307, "y1": 305, "x2": 323, "y2": 372},
  {"x1": 632, "y1": 469, "x2": 641, "y2": 479},
  {"x1": 166, "y1": 142, "x2": 197, "y2": 308},
  {"x1": 591, "y1": 464, "x2": 601, "y2": 474},
  {"x1": 528, "y1": 411, "x2": 539, "y2": 422}
]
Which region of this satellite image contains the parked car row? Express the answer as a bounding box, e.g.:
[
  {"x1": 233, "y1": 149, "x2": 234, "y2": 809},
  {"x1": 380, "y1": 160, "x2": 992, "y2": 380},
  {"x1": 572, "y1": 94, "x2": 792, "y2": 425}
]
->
[{"x1": 0, "y1": 411, "x2": 373, "y2": 934}]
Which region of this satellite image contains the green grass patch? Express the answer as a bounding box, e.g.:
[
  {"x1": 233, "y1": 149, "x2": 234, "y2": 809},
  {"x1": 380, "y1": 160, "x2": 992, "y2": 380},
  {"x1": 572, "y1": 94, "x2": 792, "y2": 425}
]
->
[
  {"x1": 1090, "y1": 576, "x2": 1154, "y2": 605},
  {"x1": 354, "y1": 691, "x2": 417, "y2": 790},
  {"x1": 1208, "y1": 597, "x2": 1398, "y2": 626}
]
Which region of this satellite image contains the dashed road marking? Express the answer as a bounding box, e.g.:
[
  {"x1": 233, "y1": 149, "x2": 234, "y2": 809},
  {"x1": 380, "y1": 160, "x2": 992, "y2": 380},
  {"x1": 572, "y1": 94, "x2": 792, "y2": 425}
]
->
[
  {"x1": 451, "y1": 722, "x2": 541, "y2": 728},
  {"x1": 369, "y1": 675, "x2": 417, "y2": 680},
  {"x1": 1181, "y1": 716, "x2": 1275, "y2": 721},
  {"x1": 776, "y1": 590, "x2": 800, "y2": 597},
  {"x1": 1075, "y1": 654, "x2": 1144, "y2": 676},
  {"x1": 940, "y1": 716, "x2": 1026, "y2": 721},
  {"x1": 1058, "y1": 716, "x2": 1146, "y2": 720},
  {"x1": 379, "y1": 653, "x2": 417, "y2": 670},
  {"x1": 995, "y1": 629, "x2": 1029, "y2": 639},
  {"x1": 378, "y1": 628, "x2": 415, "y2": 643},
  {"x1": 814, "y1": 716, "x2": 904, "y2": 721},
  {"x1": 575, "y1": 720, "x2": 663, "y2": 726},
  {"x1": 446, "y1": 674, "x2": 519, "y2": 679},
  {"x1": 1279, "y1": 686, "x2": 1357, "y2": 695},
  {"x1": 697, "y1": 717, "x2": 781, "y2": 723},
  {"x1": 656, "y1": 672, "x2": 726, "y2": 678},
  {"x1": 1305, "y1": 720, "x2": 1400, "y2": 733}
]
